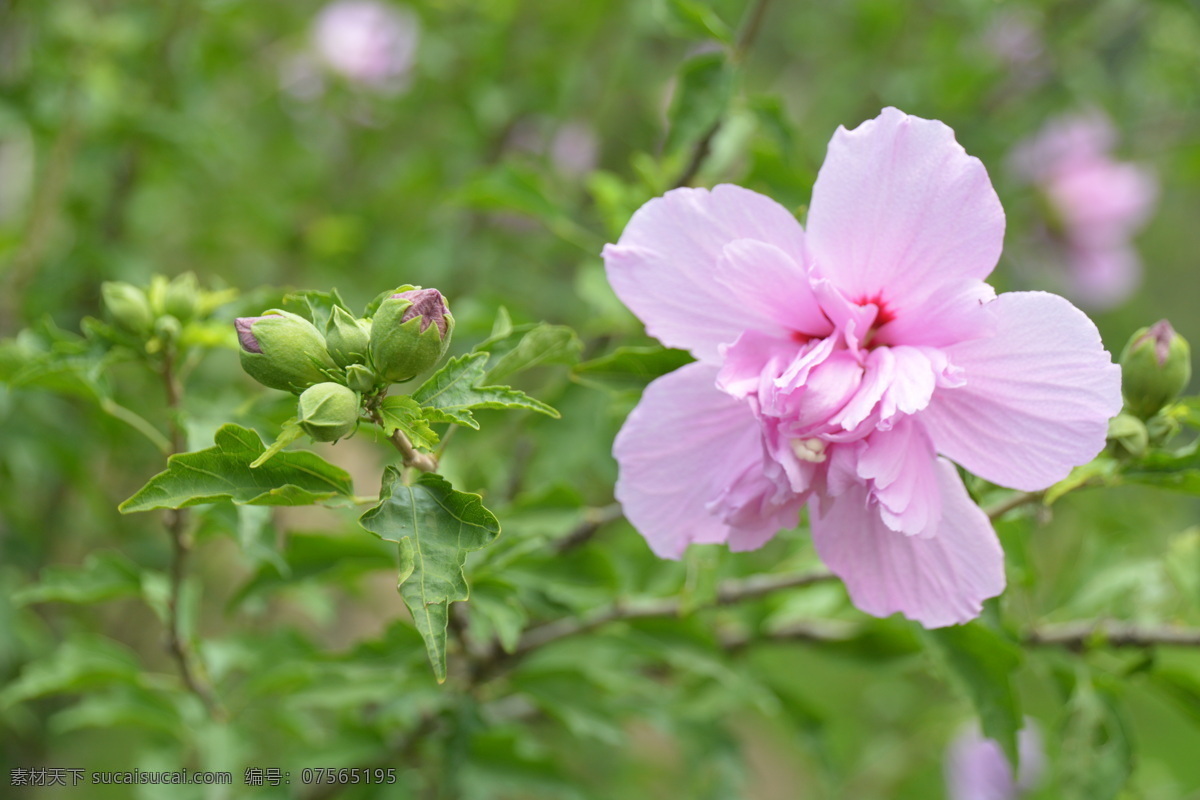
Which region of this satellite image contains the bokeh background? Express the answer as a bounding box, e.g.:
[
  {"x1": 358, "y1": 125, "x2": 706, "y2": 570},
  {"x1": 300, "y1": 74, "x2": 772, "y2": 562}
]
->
[{"x1": 2, "y1": 0, "x2": 1199, "y2": 798}]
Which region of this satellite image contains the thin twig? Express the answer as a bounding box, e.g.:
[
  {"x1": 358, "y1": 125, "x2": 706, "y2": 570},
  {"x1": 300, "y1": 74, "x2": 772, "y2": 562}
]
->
[
  {"x1": 474, "y1": 568, "x2": 837, "y2": 680},
  {"x1": 551, "y1": 503, "x2": 623, "y2": 554},
  {"x1": 720, "y1": 618, "x2": 861, "y2": 651},
  {"x1": 984, "y1": 491, "x2": 1044, "y2": 521},
  {"x1": 370, "y1": 408, "x2": 439, "y2": 473},
  {"x1": 672, "y1": 0, "x2": 774, "y2": 188},
  {"x1": 1026, "y1": 620, "x2": 1200, "y2": 650},
  {"x1": 159, "y1": 348, "x2": 225, "y2": 721}
]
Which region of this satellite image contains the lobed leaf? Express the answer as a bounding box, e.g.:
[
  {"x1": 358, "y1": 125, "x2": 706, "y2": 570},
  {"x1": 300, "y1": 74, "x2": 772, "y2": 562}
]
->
[
  {"x1": 475, "y1": 322, "x2": 582, "y2": 383},
  {"x1": 378, "y1": 395, "x2": 440, "y2": 450},
  {"x1": 118, "y1": 424, "x2": 353, "y2": 513},
  {"x1": 359, "y1": 469, "x2": 501, "y2": 682},
  {"x1": 411, "y1": 353, "x2": 559, "y2": 430}
]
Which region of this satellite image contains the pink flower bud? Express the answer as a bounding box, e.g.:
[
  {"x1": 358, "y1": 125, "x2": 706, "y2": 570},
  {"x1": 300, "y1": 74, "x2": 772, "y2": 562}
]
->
[
  {"x1": 235, "y1": 317, "x2": 265, "y2": 354},
  {"x1": 393, "y1": 288, "x2": 450, "y2": 337}
]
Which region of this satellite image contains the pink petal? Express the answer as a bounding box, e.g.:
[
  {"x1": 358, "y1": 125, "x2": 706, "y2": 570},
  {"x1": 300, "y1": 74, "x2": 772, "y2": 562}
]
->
[
  {"x1": 811, "y1": 458, "x2": 1006, "y2": 628},
  {"x1": 806, "y1": 108, "x2": 1005, "y2": 322},
  {"x1": 924, "y1": 291, "x2": 1122, "y2": 491},
  {"x1": 603, "y1": 185, "x2": 807, "y2": 362},
  {"x1": 873, "y1": 278, "x2": 998, "y2": 349},
  {"x1": 713, "y1": 239, "x2": 831, "y2": 338},
  {"x1": 829, "y1": 345, "x2": 957, "y2": 433},
  {"x1": 614, "y1": 362, "x2": 795, "y2": 558},
  {"x1": 856, "y1": 416, "x2": 942, "y2": 537},
  {"x1": 716, "y1": 329, "x2": 801, "y2": 401}
]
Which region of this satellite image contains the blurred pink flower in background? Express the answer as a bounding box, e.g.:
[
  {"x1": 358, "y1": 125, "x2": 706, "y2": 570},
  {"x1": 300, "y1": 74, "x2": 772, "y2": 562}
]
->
[
  {"x1": 1012, "y1": 112, "x2": 1157, "y2": 310},
  {"x1": 312, "y1": 0, "x2": 419, "y2": 91},
  {"x1": 981, "y1": 10, "x2": 1043, "y2": 68},
  {"x1": 548, "y1": 121, "x2": 600, "y2": 178},
  {"x1": 604, "y1": 108, "x2": 1122, "y2": 627},
  {"x1": 507, "y1": 118, "x2": 600, "y2": 178},
  {"x1": 945, "y1": 723, "x2": 1044, "y2": 800}
]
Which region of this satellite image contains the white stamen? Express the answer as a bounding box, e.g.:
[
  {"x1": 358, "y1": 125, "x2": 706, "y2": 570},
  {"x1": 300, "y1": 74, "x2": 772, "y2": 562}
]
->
[{"x1": 790, "y1": 437, "x2": 828, "y2": 464}]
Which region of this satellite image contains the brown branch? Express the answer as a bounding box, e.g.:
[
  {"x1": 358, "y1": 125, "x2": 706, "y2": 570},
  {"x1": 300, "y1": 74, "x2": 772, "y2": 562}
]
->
[
  {"x1": 473, "y1": 568, "x2": 837, "y2": 681},
  {"x1": 159, "y1": 349, "x2": 225, "y2": 721},
  {"x1": 1026, "y1": 620, "x2": 1200, "y2": 650},
  {"x1": 370, "y1": 408, "x2": 439, "y2": 473},
  {"x1": 984, "y1": 491, "x2": 1044, "y2": 521},
  {"x1": 551, "y1": 504, "x2": 623, "y2": 554},
  {"x1": 720, "y1": 618, "x2": 861, "y2": 651}
]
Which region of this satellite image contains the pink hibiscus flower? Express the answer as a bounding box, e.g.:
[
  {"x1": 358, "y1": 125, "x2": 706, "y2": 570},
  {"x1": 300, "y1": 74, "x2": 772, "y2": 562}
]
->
[{"x1": 603, "y1": 107, "x2": 1122, "y2": 627}]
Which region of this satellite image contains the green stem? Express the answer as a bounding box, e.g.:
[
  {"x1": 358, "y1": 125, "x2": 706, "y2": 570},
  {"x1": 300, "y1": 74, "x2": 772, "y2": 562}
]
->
[{"x1": 99, "y1": 398, "x2": 172, "y2": 454}]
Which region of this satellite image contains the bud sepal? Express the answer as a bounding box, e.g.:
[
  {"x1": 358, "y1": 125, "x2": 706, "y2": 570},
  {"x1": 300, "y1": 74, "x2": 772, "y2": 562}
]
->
[{"x1": 325, "y1": 306, "x2": 372, "y2": 367}]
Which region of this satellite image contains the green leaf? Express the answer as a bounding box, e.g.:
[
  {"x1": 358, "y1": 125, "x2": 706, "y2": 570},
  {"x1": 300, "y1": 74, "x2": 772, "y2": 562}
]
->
[
  {"x1": 411, "y1": 353, "x2": 559, "y2": 430},
  {"x1": 470, "y1": 581, "x2": 528, "y2": 655},
  {"x1": 665, "y1": 51, "x2": 736, "y2": 155},
  {"x1": 1044, "y1": 456, "x2": 1119, "y2": 505},
  {"x1": 661, "y1": 0, "x2": 734, "y2": 43},
  {"x1": 378, "y1": 395, "x2": 440, "y2": 450},
  {"x1": 1123, "y1": 439, "x2": 1200, "y2": 495},
  {"x1": 926, "y1": 622, "x2": 1023, "y2": 767},
  {"x1": 15, "y1": 552, "x2": 144, "y2": 606},
  {"x1": 118, "y1": 424, "x2": 354, "y2": 513},
  {"x1": 359, "y1": 469, "x2": 501, "y2": 682},
  {"x1": 0, "y1": 635, "x2": 143, "y2": 708},
  {"x1": 1172, "y1": 397, "x2": 1200, "y2": 430},
  {"x1": 281, "y1": 288, "x2": 351, "y2": 332},
  {"x1": 572, "y1": 345, "x2": 694, "y2": 391},
  {"x1": 1059, "y1": 672, "x2": 1133, "y2": 800},
  {"x1": 229, "y1": 531, "x2": 397, "y2": 607},
  {"x1": 475, "y1": 322, "x2": 582, "y2": 383},
  {"x1": 249, "y1": 416, "x2": 305, "y2": 468}
]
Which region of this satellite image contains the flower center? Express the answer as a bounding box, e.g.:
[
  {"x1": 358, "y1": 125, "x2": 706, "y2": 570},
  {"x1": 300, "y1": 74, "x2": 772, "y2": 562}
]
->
[{"x1": 790, "y1": 437, "x2": 829, "y2": 463}]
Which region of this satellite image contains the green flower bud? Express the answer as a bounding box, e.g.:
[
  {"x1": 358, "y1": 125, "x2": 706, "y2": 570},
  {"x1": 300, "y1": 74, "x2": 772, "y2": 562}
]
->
[
  {"x1": 101, "y1": 281, "x2": 155, "y2": 334},
  {"x1": 163, "y1": 272, "x2": 201, "y2": 323},
  {"x1": 369, "y1": 287, "x2": 454, "y2": 383},
  {"x1": 325, "y1": 306, "x2": 372, "y2": 367},
  {"x1": 345, "y1": 363, "x2": 379, "y2": 393},
  {"x1": 154, "y1": 314, "x2": 182, "y2": 343},
  {"x1": 146, "y1": 275, "x2": 170, "y2": 316},
  {"x1": 1119, "y1": 320, "x2": 1192, "y2": 419},
  {"x1": 235, "y1": 310, "x2": 339, "y2": 393},
  {"x1": 297, "y1": 382, "x2": 360, "y2": 442}
]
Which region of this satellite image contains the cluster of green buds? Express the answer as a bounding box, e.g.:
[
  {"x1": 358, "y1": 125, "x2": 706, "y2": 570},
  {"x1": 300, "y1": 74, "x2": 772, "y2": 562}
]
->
[
  {"x1": 100, "y1": 273, "x2": 233, "y2": 354},
  {"x1": 234, "y1": 286, "x2": 454, "y2": 443}
]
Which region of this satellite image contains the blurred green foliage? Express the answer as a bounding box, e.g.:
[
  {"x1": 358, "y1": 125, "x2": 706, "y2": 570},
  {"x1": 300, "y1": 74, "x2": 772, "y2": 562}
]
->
[{"x1": 2, "y1": 0, "x2": 1200, "y2": 799}]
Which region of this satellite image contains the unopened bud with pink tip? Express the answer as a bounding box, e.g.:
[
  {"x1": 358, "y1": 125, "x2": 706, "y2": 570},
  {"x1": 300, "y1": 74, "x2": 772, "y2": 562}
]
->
[
  {"x1": 369, "y1": 286, "x2": 454, "y2": 383},
  {"x1": 1119, "y1": 319, "x2": 1191, "y2": 419},
  {"x1": 235, "y1": 310, "x2": 339, "y2": 393}
]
